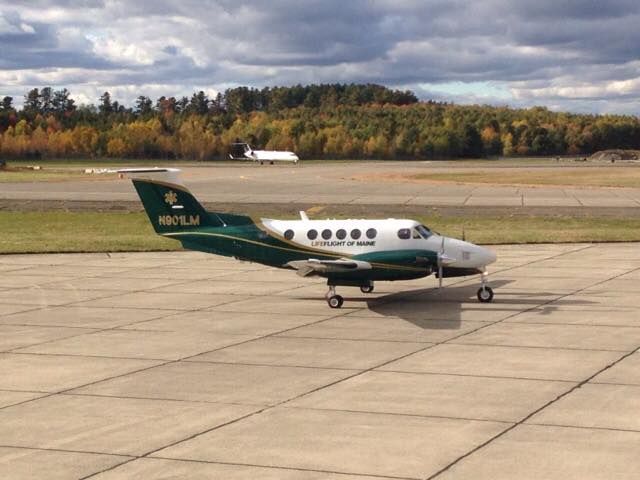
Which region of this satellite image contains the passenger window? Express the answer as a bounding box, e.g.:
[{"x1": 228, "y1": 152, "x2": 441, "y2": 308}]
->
[
  {"x1": 397, "y1": 228, "x2": 411, "y2": 239},
  {"x1": 284, "y1": 229, "x2": 294, "y2": 240},
  {"x1": 307, "y1": 229, "x2": 318, "y2": 240},
  {"x1": 350, "y1": 229, "x2": 361, "y2": 240},
  {"x1": 366, "y1": 228, "x2": 377, "y2": 239},
  {"x1": 336, "y1": 229, "x2": 347, "y2": 240},
  {"x1": 322, "y1": 229, "x2": 332, "y2": 240}
]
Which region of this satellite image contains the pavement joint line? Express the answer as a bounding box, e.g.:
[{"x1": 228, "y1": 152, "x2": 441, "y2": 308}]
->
[
  {"x1": 573, "y1": 194, "x2": 584, "y2": 206},
  {"x1": 0, "y1": 323, "x2": 100, "y2": 331},
  {"x1": 147, "y1": 456, "x2": 418, "y2": 480},
  {"x1": 589, "y1": 380, "x2": 640, "y2": 387},
  {"x1": 370, "y1": 369, "x2": 581, "y2": 384},
  {"x1": 281, "y1": 405, "x2": 515, "y2": 426},
  {"x1": 435, "y1": 341, "x2": 632, "y2": 353},
  {"x1": 0, "y1": 388, "x2": 49, "y2": 394},
  {"x1": 522, "y1": 421, "x2": 640, "y2": 435},
  {"x1": 61, "y1": 391, "x2": 268, "y2": 408},
  {"x1": 275, "y1": 333, "x2": 435, "y2": 344},
  {"x1": 6, "y1": 350, "x2": 173, "y2": 362},
  {"x1": 3, "y1": 328, "x2": 105, "y2": 355},
  {"x1": 181, "y1": 358, "x2": 364, "y2": 372},
  {"x1": 500, "y1": 320, "x2": 640, "y2": 328},
  {"x1": 0, "y1": 444, "x2": 134, "y2": 459}
]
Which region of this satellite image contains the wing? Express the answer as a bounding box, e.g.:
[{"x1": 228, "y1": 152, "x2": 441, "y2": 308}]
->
[{"x1": 286, "y1": 258, "x2": 372, "y2": 277}]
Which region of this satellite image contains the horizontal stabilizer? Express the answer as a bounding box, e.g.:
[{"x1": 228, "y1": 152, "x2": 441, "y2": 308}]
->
[{"x1": 117, "y1": 168, "x2": 183, "y2": 186}]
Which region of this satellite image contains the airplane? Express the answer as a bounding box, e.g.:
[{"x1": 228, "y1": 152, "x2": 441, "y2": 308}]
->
[
  {"x1": 229, "y1": 142, "x2": 299, "y2": 165},
  {"x1": 118, "y1": 167, "x2": 497, "y2": 308}
]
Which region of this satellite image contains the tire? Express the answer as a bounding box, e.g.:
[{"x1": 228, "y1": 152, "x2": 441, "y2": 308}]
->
[
  {"x1": 327, "y1": 294, "x2": 344, "y2": 308},
  {"x1": 360, "y1": 285, "x2": 374, "y2": 294},
  {"x1": 477, "y1": 286, "x2": 494, "y2": 303}
]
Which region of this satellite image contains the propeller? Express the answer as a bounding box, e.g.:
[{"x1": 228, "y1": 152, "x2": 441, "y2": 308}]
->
[{"x1": 437, "y1": 235, "x2": 445, "y2": 289}]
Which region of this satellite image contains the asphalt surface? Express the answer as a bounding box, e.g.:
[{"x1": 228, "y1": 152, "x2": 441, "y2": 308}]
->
[
  {"x1": 2, "y1": 162, "x2": 640, "y2": 208},
  {"x1": 1, "y1": 245, "x2": 640, "y2": 479}
]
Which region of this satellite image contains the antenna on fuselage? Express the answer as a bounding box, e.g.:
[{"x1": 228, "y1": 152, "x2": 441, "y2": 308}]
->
[{"x1": 299, "y1": 211, "x2": 309, "y2": 221}]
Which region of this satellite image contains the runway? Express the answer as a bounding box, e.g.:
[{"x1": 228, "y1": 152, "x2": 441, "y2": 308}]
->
[
  {"x1": 1, "y1": 244, "x2": 640, "y2": 478},
  {"x1": 2, "y1": 162, "x2": 640, "y2": 208}
]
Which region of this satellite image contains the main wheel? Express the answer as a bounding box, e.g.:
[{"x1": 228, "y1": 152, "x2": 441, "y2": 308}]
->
[
  {"x1": 477, "y1": 286, "x2": 494, "y2": 303},
  {"x1": 360, "y1": 285, "x2": 374, "y2": 294},
  {"x1": 327, "y1": 294, "x2": 344, "y2": 308}
]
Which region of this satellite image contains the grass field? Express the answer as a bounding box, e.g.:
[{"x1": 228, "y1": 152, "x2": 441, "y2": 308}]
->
[
  {"x1": 410, "y1": 167, "x2": 640, "y2": 188},
  {"x1": 2, "y1": 211, "x2": 640, "y2": 254}
]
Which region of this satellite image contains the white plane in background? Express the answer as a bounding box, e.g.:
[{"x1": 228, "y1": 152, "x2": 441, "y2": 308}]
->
[
  {"x1": 229, "y1": 142, "x2": 299, "y2": 165},
  {"x1": 119, "y1": 168, "x2": 497, "y2": 308}
]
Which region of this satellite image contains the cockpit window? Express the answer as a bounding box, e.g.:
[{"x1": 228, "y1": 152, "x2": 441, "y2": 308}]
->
[{"x1": 415, "y1": 225, "x2": 433, "y2": 239}]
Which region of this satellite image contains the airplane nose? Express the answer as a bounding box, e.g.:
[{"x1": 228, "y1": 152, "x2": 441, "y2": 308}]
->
[{"x1": 478, "y1": 246, "x2": 497, "y2": 266}]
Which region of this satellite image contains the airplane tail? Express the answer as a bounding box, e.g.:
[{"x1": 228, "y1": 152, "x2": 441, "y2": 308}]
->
[{"x1": 118, "y1": 168, "x2": 252, "y2": 234}]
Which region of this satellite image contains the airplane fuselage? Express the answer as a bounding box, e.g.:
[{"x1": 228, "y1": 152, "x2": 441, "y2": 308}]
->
[
  {"x1": 119, "y1": 167, "x2": 498, "y2": 307},
  {"x1": 164, "y1": 217, "x2": 495, "y2": 283}
]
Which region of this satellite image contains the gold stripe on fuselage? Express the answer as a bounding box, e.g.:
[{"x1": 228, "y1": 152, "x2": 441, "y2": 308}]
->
[{"x1": 163, "y1": 231, "x2": 426, "y2": 273}]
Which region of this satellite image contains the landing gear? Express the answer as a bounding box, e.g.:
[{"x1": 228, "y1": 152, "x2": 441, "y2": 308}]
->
[
  {"x1": 477, "y1": 286, "x2": 494, "y2": 303},
  {"x1": 477, "y1": 270, "x2": 494, "y2": 303},
  {"x1": 326, "y1": 285, "x2": 344, "y2": 309},
  {"x1": 360, "y1": 283, "x2": 374, "y2": 294}
]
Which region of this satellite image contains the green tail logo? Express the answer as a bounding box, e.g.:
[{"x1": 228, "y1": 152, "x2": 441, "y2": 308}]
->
[{"x1": 132, "y1": 180, "x2": 213, "y2": 234}]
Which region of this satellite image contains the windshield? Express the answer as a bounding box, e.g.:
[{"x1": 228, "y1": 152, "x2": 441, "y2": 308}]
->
[{"x1": 415, "y1": 225, "x2": 433, "y2": 239}]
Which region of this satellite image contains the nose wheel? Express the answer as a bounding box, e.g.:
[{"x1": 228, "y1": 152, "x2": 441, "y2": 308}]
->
[{"x1": 477, "y1": 270, "x2": 494, "y2": 303}]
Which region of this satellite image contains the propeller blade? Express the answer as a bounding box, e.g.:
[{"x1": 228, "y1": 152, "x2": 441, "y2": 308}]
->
[{"x1": 437, "y1": 236, "x2": 445, "y2": 289}]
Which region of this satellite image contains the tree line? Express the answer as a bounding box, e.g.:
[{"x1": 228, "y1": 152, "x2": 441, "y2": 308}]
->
[{"x1": 1, "y1": 83, "x2": 639, "y2": 160}]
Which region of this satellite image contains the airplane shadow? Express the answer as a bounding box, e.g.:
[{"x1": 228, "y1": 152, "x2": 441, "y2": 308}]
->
[{"x1": 298, "y1": 279, "x2": 598, "y2": 331}]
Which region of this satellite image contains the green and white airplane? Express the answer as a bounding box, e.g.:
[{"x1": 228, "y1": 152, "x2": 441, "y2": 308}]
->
[{"x1": 119, "y1": 168, "x2": 497, "y2": 308}]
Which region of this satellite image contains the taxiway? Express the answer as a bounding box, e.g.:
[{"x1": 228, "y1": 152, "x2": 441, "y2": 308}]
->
[{"x1": 1, "y1": 244, "x2": 640, "y2": 478}]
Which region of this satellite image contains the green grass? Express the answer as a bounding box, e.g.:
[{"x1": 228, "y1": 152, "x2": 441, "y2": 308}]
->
[
  {"x1": 0, "y1": 212, "x2": 180, "y2": 253},
  {"x1": 1, "y1": 211, "x2": 639, "y2": 254}
]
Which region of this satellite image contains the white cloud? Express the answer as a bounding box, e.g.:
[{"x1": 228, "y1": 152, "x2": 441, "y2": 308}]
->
[{"x1": 1, "y1": 0, "x2": 640, "y2": 113}]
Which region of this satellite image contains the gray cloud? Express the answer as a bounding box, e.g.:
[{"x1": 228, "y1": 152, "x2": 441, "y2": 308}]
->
[{"x1": 0, "y1": 0, "x2": 638, "y2": 113}]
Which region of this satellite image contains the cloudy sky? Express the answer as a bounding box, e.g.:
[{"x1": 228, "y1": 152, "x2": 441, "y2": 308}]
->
[{"x1": 1, "y1": 0, "x2": 639, "y2": 114}]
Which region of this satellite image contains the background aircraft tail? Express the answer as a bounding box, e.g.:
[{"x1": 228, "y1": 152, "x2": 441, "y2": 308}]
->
[{"x1": 118, "y1": 168, "x2": 253, "y2": 233}]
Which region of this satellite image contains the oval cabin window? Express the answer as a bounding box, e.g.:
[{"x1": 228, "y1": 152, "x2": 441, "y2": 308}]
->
[
  {"x1": 322, "y1": 229, "x2": 332, "y2": 240},
  {"x1": 366, "y1": 228, "x2": 377, "y2": 239},
  {"x1": 307, "y1": 229, "x2": 318, "y2": 240},
  {"x1": 336, "y1": 229, "x2": 347, "y2": 240},
  {"x1": 350, "y1": 229, "x2": 361, "y2": 240},
  {"x1": 284, "y1": 229, "x2": 294, "y2": 240}
]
